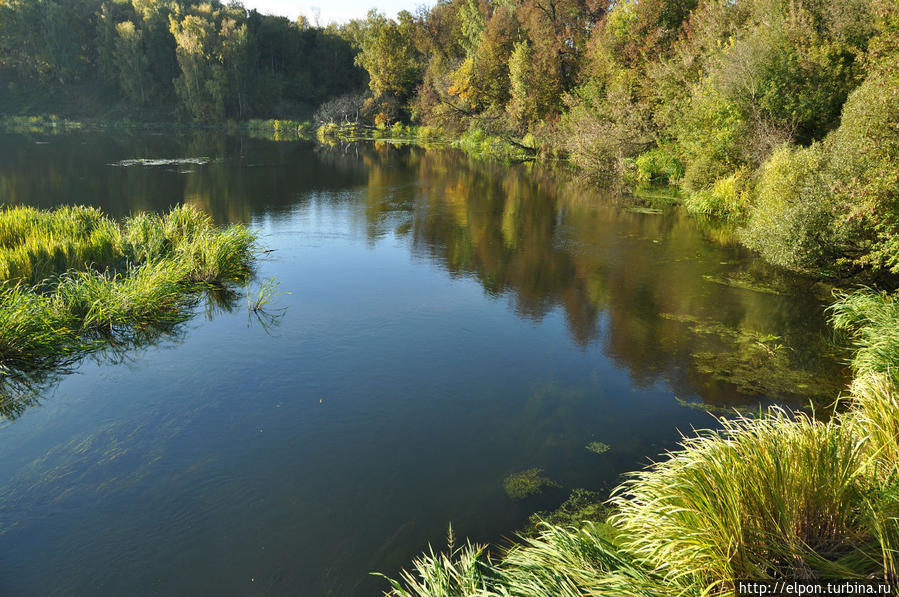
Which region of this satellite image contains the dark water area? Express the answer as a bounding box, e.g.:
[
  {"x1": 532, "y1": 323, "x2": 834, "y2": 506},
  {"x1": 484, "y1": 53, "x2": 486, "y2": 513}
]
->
[{"x1": 0, "y1": 131, "x2": 847, "y2": 595}]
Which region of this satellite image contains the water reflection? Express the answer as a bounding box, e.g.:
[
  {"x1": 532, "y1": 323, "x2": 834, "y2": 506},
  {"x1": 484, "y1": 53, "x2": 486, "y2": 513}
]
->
[
  {"x1": 0, "y1": 133, "x2": 847, "y2": 415},
  {"x1": 350, "y1": 145, "x2": 846, "y2": 408},
  {"x1": 0, "y1": 287, "x2": 242, "y2": 420}
]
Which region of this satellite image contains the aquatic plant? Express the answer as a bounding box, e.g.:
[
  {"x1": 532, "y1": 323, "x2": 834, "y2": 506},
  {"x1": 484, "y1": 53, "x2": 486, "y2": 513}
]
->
[
  {"x1": 0, "y1": 204, "x2": 255, "y2": 373},
  {"x1": 503, "y1": 468, "x2": 560, "y2": 500},
  {"x1": 525, "y1": 489, "x2": 612, "y2": 536},
  {"x1": 248, "y1": 277, "x2": 282, "y2": 313},
  {"x1": 586, "y1": 441, "x2": 610, "y2": 455}
]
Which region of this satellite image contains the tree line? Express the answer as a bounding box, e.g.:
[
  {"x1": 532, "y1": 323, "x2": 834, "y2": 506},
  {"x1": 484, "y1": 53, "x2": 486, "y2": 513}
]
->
[
  {"x1": 0, "y1": 0, "x2": 366, "y2": 120},
  {"x1": 342, "y1": 0, "x2": 897, "y2": 280}
]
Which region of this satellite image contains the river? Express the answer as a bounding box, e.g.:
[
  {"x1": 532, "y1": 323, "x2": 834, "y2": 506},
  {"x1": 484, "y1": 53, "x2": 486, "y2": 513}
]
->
[{"x1": 0, "y1": 130, "x2": 845, "y2": 595}]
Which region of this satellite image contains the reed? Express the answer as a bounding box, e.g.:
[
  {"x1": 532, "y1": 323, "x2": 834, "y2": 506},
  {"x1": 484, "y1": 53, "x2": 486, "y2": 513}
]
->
[
  {"x1": 376, "y1": 542, "x2": 492, "y2": 597},
  {"x1": 0, "y1": 204, "x2": 255, "y2": 370},
  {"x1": 830, "y1": 290, "x2": 899, "y2": 384}
]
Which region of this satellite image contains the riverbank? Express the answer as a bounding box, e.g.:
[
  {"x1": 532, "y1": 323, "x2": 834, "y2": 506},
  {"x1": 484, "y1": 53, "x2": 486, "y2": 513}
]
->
[{"x1": 0, "y1": 204, "x2": 255, "y2": 377}]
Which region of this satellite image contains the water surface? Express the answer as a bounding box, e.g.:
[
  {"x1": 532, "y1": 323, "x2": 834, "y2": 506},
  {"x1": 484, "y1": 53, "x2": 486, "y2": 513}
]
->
[{"x1": 0, "y1": 131, "x2": 845, "y2": 595}]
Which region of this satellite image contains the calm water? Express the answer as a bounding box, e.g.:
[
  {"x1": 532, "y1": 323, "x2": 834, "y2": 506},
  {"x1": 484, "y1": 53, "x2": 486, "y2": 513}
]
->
[{"x1": 0, "y1": 131, "x2": 846, "y2": 595}]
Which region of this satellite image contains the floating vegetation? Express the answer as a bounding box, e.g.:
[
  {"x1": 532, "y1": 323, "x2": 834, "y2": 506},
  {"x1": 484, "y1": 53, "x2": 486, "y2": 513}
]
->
[
  {"x1": 631, "y1": 185, "x2": 681, "y2": 206},
  {"x1": 624, "y1": 206, "x2": 663, "y2": 215},
  {"x1": 524, "y1": 488, "x2": 614, "y2": 538},
  {"x1": 109, "y1": 157, "x2": 211, "y2": 167},
  {"x1": 702, "y1": 272, "x2": 783, "y2": 295},
  {"x1": 502, "y1": 468, "x2": 560, "y2": 500},
  {"x1": 674, "y1": 396, "x2": 763, "y2": 418},
  {"x1": 585, "y1": 441, "x2": 610, "y2": 455},
  {"x1": 660, "y1": 312, "x2": 843, "y2": 401}
]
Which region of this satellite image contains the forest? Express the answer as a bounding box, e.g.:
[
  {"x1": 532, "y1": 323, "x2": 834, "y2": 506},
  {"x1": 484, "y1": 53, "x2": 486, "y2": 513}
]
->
[
  {"x1": 336, "y1": 0, "x2": 898, "y2": 283},
  {"x1": 0, "y1": 0, "x2": 365, "y2": 119}
]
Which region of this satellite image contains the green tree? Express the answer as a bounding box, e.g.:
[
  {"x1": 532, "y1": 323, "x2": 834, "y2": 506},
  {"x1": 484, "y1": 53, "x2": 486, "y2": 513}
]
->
[
  {"x1": 115, "y1": 20, "x2": 148, "y2": 104},
  {"x1": 354, "y1": 10, "x2": 422, "y2": 120}
]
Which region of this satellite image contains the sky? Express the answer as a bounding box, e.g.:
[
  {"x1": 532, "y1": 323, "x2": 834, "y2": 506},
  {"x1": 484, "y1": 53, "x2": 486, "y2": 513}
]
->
[{"x1": 238, "y1": 0, "x2": 429, "y2": 24}]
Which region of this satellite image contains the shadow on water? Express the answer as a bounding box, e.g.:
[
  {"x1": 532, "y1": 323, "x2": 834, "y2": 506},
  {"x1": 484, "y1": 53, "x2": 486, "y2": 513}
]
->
[{"x1": 0, "y1": 286, "x2": 260, "y2": 421}]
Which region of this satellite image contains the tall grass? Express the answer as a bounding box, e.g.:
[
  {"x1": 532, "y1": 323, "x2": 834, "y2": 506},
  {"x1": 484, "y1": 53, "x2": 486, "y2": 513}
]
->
[
  {"x1": 383, "y1": 289, "x2": 899, "y2": 596},
  {"x1": 830, "y1": 290, "x2": 899, "y2": 384},
  {"x1": 611, "y1": 410, "x2": 884, "y2": 590},
  {"x1": 0, "y1": 204, "x2": 255, "y2": 372},
  {"x1": 376, "y1": 542, "x2": 493, "y2": 597}
]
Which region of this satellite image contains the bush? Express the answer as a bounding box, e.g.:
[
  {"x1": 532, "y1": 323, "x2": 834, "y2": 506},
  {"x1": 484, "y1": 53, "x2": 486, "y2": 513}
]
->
[
  {"x1": 675, "y1": 86, "x2": 748, "y2": 190},
  {"x1": 684, "y1": 168, "x2": 752, "y2": 221},
  {"x1": 824, "y1": 68, "x2": 899, "y2": 273},
  {"x1": 312, "y1": 92, "x2": 368, "y2": 125},
  {"x1": 740, "y1": 144, "x2": 840, "y2": 271}
]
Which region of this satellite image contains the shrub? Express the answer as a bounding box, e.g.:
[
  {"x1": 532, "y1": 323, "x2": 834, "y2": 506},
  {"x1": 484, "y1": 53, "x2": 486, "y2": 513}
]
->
[
  {"x1": 824, "y1": 67, "x2": 899, "y2": 273},
  {"x1": 740, "y1": 144, "x2": 840, "y2": 271},
  {"x1": 675, "y1": 86, "x2": 748, "y2": 190}
]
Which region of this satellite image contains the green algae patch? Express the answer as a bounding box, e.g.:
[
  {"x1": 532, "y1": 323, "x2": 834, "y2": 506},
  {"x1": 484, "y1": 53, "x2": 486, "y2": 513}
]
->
[
  {"x1": 660, "y1": 312, "x2": 843, "y2": 402},
  {"x1": 675, "y1": 396, "x2": 763, "y2": 418},
  {"x1": 524, "y1": 488, "x2": 616, "y2": 541},
  {"x1": 702, "y1": 272, "x2": 783, "y2": 295},
  {"x1": 586, "y1": 441, "x2": 611, "y2": 455},
  {"x1": 503, "y1": 468, "x2": 560, "y2": 500}
]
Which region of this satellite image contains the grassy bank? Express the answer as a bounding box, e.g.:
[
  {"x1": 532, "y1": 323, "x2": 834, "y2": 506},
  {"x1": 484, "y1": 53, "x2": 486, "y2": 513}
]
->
[
  {"x1": 0, "y1": 205, "x2": 254, "y2": 374},
  {"x1": 382, "y1": 289, "x2": 899, "y2": 595}
]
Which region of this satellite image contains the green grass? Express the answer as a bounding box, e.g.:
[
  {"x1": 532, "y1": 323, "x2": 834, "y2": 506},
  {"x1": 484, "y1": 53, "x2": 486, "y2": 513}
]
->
[
  {"x1": 0, "y1": 204, "x2": 255, "y2": 374},
  {"x1": 245, "y1": 119, "x2": 313, "y2": 141},
  {"x1": 383, "y1": 288, "x2": 899, "y2": 596},
  {"x1": 830, "y1": 290, "x2": 899, "y2": 385}
]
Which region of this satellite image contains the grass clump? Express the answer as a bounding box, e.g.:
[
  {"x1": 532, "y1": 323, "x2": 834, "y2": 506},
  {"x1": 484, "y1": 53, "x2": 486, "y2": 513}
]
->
[
  {"x1": 611, "y1": 409, "x2": 882, "y2": 589},
  {"x1": 376, "y1": 541, "x2": 493, "y2": 597},
  {"x1": 684, "y1": 168, "x2": 753, "y2": 222},
  {"x1": 0, "y1": 204, "x2": 255, "y2": 375},
  {"x1": 830, "y1": 290, "x2": 899, "y2": 385},
  {"x1": 503, "y1": 468, "x2": 560, "y2": 500}
]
